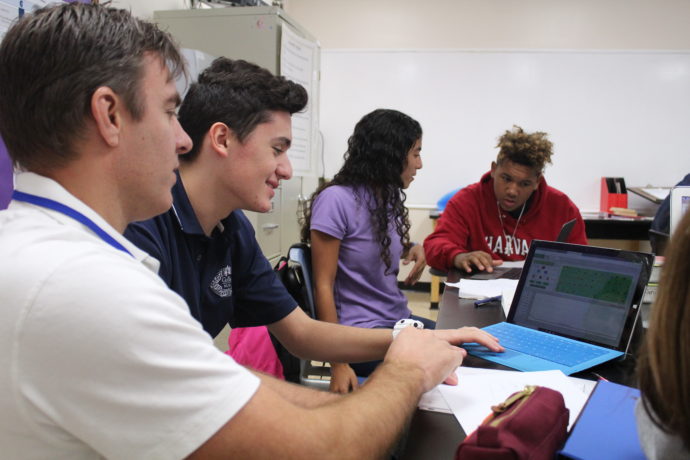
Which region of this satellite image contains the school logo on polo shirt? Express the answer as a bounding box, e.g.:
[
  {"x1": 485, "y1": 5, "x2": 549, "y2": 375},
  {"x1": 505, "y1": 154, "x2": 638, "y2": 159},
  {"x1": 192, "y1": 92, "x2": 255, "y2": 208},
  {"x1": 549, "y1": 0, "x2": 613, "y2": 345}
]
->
[{"x1": 210, "y1": 266, "x2": 232, "y2": 297}]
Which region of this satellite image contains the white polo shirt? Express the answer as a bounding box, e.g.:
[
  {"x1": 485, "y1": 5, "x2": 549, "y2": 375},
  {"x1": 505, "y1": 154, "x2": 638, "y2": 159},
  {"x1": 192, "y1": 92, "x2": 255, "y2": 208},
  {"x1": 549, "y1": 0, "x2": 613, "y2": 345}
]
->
[{"x1": 0, "y1": 172, "x2": 259, "y2": 459}]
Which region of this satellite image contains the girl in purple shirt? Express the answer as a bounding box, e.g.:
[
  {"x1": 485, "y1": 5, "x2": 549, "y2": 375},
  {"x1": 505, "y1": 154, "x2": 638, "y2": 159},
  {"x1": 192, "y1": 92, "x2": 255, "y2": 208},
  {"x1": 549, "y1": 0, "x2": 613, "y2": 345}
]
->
[{"x1": 302, "y1": 109, "x2": 435, "y2": 393}]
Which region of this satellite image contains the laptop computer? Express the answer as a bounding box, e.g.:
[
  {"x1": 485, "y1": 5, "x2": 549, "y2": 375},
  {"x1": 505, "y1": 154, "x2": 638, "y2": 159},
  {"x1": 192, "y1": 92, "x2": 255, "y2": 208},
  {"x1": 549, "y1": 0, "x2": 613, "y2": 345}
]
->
[
  {"x1": 463, "y1": 240, "x2": 653, "y2": 375},
  {"x1": 468, "y1": 218, "x2": 578, "y2": 280}
]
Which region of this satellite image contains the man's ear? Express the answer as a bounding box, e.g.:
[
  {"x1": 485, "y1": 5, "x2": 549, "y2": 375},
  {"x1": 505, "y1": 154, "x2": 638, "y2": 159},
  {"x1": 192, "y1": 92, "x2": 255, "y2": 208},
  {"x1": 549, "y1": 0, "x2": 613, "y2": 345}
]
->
[
  {"x1": 208, "y1": 122, "x2": 237, "y2": 158},
  {"x1": 90, "y1": 86, "x2": 122, "y2": 148}
]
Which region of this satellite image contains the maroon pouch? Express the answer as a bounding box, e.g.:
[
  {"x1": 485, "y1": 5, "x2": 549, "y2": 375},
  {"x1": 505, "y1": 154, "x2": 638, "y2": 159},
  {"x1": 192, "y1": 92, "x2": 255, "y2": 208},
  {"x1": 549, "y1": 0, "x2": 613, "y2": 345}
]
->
[{"x1": 455, "y1": 385, "x2": 569, "y2": 460}]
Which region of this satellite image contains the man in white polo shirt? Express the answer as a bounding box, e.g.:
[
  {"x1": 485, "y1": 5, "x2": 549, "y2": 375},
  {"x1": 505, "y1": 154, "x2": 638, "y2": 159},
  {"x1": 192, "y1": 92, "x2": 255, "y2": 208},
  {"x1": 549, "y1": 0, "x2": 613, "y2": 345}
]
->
[{"x1": 0, "y1": 3, "x2": 500, "y2": 459}]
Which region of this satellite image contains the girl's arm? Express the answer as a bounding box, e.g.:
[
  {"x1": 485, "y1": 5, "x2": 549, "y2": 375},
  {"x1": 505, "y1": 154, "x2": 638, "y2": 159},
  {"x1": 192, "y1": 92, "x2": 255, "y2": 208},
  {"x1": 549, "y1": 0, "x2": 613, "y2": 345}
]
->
[{"x1": 311, "y1": 229, "x2": 361, "y2": 393}]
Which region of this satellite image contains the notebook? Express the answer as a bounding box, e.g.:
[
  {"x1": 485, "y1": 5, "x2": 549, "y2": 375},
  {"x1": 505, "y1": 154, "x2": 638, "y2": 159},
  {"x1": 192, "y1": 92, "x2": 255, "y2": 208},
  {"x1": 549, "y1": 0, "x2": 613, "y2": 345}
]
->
[
  {"x1": 559, "y1": 380, "x2": 645, "y2": 459},
  {"x1": 468, "y1": 218, "x2": 578, "y2": 280},
  {"x1": 464, "y1": 240, "x2": 653, "y2": 375}
]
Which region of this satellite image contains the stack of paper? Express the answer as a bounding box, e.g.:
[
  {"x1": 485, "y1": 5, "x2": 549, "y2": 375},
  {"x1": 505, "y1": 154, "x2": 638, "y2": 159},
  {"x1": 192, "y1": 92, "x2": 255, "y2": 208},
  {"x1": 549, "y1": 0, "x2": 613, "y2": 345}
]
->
[
  {"x1": 449, "y1": 278, "x2": 518, "y2": 300},
  {"x1": 428, "y1": 367, "x2": 594, "y2": 434},
  {"x1": 446, "y1": 278, "x2": 519, "y2": 316}
]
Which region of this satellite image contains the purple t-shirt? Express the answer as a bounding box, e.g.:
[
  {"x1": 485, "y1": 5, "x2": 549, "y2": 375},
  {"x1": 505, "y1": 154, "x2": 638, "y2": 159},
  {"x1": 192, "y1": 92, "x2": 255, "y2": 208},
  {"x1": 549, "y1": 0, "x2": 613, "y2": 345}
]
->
[{"x1": 310, "y1": 185, "x2": 410, "y2": 328}]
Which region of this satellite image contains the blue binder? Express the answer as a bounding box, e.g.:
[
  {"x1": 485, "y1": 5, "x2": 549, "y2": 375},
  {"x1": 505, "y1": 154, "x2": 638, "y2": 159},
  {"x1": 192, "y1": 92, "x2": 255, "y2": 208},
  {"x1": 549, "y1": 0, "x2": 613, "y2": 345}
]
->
[{"x1": 559, "y1": 380, "x2": 645, "y2": 459}]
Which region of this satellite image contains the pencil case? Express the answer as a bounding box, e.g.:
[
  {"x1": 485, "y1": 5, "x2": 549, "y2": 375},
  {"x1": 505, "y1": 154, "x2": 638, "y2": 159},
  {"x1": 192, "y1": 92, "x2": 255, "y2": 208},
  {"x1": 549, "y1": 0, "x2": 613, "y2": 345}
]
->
[{"x1": 455, "y1": 385, "x2": 569, "y2": 460}]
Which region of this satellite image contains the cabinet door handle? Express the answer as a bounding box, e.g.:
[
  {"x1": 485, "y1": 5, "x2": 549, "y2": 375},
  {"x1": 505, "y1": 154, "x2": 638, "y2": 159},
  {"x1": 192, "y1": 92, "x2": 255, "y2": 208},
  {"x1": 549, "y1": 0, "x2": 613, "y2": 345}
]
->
[{"x1": 262, "y1": 223, "x2": 279, "y2": 230}]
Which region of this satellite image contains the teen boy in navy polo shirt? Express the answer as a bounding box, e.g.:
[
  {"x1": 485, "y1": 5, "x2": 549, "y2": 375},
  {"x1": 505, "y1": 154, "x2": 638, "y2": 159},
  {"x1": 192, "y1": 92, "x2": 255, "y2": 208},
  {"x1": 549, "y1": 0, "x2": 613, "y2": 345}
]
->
[{"x1": 125, "y1": 57, "x2": 503, "y2": 380}]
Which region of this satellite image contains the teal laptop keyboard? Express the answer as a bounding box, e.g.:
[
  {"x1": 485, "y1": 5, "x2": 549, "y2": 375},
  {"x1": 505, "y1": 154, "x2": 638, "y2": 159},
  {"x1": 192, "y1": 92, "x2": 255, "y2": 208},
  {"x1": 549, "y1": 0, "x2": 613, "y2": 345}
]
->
[{"x1": 485, "y1": 322, "x2": 609, "y2": 367}]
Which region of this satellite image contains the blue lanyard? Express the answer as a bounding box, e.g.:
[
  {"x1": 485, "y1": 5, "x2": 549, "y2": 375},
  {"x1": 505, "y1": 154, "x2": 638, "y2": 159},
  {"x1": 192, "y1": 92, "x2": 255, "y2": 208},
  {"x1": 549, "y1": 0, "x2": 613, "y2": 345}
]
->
[{"x1": 12, "y1": 190, "x2": 134, "y2": 257}]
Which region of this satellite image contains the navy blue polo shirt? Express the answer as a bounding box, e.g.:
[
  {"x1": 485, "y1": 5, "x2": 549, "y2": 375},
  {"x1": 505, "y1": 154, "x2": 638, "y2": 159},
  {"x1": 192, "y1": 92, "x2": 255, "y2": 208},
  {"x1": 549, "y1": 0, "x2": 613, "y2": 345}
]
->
[{"x1": 124, "y1": 174, "x2": 297, "y2": 337}]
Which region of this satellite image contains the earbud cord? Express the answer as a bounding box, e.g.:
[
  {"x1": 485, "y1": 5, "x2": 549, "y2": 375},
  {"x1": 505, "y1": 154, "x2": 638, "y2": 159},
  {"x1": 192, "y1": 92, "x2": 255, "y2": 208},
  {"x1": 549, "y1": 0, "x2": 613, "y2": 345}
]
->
[{"x1": 496, "y1": 200, "x2": 525, "y2": 256}]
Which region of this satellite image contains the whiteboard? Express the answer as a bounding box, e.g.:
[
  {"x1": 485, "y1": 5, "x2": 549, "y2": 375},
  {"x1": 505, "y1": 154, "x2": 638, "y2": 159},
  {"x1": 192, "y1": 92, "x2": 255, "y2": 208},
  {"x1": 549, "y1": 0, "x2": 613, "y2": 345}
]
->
[{"x1": 320, "y1": 50, "x2": 690, "y2": 210}]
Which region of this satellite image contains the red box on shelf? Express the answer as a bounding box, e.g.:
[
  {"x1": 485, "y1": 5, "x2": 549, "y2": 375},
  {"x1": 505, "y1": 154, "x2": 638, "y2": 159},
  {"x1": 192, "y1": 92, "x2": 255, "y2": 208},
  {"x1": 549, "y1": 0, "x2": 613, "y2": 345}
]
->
[{"x1": 600, "y1": 177, "x2": 628, "y2": 213}]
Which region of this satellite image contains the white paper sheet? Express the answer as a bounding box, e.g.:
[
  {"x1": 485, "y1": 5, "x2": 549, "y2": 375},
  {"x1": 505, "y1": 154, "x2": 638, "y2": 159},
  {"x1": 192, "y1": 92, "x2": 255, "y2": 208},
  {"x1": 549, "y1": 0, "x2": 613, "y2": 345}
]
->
[
  {"x1": 640, "y1": 187, "x2": 671, "y2": 201},
  {"x1": 500, "y1": 287, "x2": 515, "y2": 316},
  {"x1": 499, "y1": 261, "x2": 525, "y2": 269},
  {"x1": 437, "y1": 367, "x2": 592, "y2": 434},
  {"x1": 444, "y1": 278, "x2": 519, "y2": 300},
  {"x1": 567, "y1": 375, "x2": 597, "y2": 395},
  {"x1": 418, "y1": 387, "x2": 452, "y2": 413},
  {"x1": 417, "y1": 367, "x2": 498, "y2": 413},
  {"x1": 420, "y1": 369, "x2": 596, "y2": 416},
  {"x1": 280, "y1": 25, "x2": 317, "y2": 174}
]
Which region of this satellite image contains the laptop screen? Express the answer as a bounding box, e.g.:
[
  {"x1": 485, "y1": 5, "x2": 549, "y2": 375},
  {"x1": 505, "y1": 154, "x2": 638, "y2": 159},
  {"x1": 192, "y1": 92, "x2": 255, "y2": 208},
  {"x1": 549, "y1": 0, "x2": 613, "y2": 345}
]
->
[{"x1": 508, "y1": 241, "x2": 653, "y2": 349}]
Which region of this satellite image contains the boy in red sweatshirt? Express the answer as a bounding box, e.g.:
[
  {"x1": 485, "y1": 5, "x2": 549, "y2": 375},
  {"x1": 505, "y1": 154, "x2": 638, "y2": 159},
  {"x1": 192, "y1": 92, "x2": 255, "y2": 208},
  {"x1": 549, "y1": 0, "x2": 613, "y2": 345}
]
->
[{"x1": 424, "y1": 126, "x2": 587, "y2": 273}]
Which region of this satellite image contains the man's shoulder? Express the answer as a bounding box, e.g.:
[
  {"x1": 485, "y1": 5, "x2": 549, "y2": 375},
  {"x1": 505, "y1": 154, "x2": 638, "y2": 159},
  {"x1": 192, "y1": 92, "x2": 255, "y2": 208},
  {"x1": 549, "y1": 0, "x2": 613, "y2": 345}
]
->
[
  {"x1": 460, "y1": 180, "x2": 483, "y2": 194},
  {"x1": 541, "y1": 183, "x2": 577, "y2": 206},
  {"x1": 678, "y1": 173, "x2": 690, "y2": 186},
  {"x1": 446, "y1": 181, "x2": 483, "y2": 207},
  {"x1": 1, "y1": 206, "x2": 108, "y2": 258},
  {"x1": 1, "y1": 214, "x2": 157, "y2": 302}
]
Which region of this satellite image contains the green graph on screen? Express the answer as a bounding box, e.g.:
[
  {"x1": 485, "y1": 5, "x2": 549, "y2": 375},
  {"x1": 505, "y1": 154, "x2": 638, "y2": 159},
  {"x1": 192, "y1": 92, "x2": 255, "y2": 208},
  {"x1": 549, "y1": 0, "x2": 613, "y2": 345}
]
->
[{"x1": 556, "y1": 266, "x2": 632, "y2": 304}]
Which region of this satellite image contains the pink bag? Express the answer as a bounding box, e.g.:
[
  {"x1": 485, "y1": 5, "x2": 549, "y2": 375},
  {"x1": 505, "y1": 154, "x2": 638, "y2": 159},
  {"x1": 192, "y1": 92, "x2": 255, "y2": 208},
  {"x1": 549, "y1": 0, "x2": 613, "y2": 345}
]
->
[{"x1": 226, "y1": 326, "x2": 285, "y2": 380}]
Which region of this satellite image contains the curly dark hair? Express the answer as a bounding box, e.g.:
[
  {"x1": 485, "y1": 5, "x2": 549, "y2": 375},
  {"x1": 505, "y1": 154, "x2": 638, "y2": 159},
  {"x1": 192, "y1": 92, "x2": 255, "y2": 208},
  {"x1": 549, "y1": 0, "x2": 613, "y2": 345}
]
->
[
  {"x1": 301, "y1": 109, "x2": 422, "y2": 272},
  {"x1": 178, "y1": 57, "x2": 308, "y2": 161},
  {"x1": 496, "y1": 125, "x2": 553, "y2": 174}
]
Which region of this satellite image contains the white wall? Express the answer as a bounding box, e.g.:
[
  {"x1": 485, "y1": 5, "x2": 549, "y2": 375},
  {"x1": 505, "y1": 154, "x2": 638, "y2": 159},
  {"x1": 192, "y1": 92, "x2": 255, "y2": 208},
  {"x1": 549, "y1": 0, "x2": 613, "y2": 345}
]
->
[
  {"x1": 284, "y1": 0, "x2": 690, "y2": 50},
  {"x1": 281, "y1": 1, "x2": 690, "y2": 207},
  {"x1": 319, "y1": 49, "x2": 690, "y2": 211},
  {"x1": 125, "y1": 1, "x2": 689, "y2": 282},
  {"x1": 280, "y1": 0, "x2": 690, "y2": 282}
]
